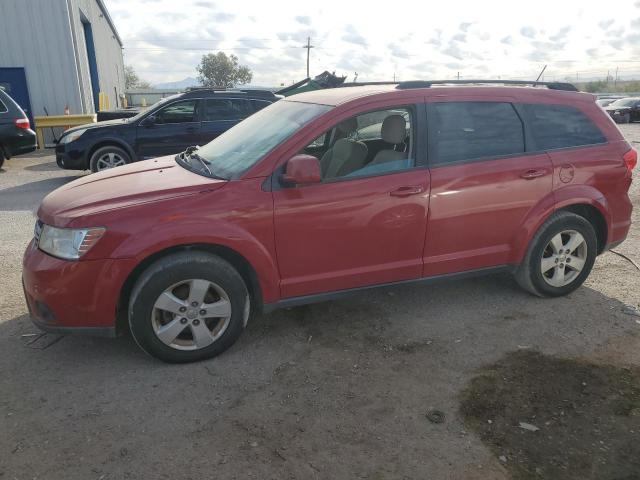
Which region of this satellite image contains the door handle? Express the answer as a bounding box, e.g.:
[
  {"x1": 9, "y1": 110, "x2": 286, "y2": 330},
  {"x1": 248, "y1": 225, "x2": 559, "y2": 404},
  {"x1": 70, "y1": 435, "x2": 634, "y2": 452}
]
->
[
  {"x1": 520, "y1": 169, "x2": 547, "y2": 179},
  {"x1": 390, "y1": 185, "x2": 424, "y2": 197}
]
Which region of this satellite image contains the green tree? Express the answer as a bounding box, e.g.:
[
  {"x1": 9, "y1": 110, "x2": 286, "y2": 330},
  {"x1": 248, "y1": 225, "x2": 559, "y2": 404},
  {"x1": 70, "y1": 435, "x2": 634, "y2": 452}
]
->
[
  {"x1": 196, "y1": 52, "x2": 253, "y2": 88},
  {"x1": 124, "y1": 65, "x2": 152, "y2": 89}
]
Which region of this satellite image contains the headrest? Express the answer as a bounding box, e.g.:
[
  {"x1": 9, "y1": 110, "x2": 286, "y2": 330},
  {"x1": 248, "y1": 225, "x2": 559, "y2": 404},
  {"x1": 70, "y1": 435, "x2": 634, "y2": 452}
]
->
[
  {"x1": 381, "y1": 115, "x2": 406, "y2": 144},
  {"x1": 336, "y1": 117, "x2": 358, "y2": 133},
  {"x1": 333, "y1": 138, "x2": 368, "y2": 161}
]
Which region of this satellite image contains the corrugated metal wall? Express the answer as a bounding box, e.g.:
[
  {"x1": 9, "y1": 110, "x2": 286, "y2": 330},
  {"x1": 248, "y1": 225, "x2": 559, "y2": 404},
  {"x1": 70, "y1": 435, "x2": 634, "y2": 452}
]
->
[
  {"x1": 0, "y1": 0, "x2": 125, "y2": 117},
  {"x1": 69, "y1": 0, "x2": 125, "y2": 112},
  {"x1": 0, "y1": 0, "x2": 82, "y2": 116}
]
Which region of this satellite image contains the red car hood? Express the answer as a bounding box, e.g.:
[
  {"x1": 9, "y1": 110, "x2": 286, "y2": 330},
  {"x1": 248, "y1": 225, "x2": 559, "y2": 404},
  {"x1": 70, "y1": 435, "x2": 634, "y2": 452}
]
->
[{"x1": 38, "y1": 156, "x2": 226, "y2": 227}]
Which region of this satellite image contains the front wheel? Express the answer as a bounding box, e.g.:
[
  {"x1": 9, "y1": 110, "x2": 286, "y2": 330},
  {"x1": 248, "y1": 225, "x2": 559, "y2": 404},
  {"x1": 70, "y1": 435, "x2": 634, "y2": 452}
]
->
[
  {"x1": 129, "y1": 252, "x2": 250, "y2": 363},
  {"x1": 89, "y1": 145, "x2": 131, "y2": 172},
  {"x1": 515, "y1": 212, "x2": 597, "y2": 297}
]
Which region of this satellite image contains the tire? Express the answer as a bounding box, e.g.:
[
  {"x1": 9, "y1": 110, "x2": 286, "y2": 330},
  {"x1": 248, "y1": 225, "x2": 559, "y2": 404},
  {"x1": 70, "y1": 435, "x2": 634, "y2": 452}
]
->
[
  {"x1": 128, "y1": 252, "x2": 250, "y2": 363},
  {"x1": 89, "y1": 145, "x2": 131, "y2": 173},
  {"x1": 0, "y1": 151, "x2": 4, "y2": 169},
  {"x1": 515, "y1": 211, "x2": 597, "y2": 297}
]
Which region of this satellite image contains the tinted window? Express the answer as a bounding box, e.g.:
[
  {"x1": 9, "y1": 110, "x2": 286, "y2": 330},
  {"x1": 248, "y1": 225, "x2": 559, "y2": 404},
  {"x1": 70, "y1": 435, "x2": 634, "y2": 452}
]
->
[
  {"x1": 250, "y1": 99, "x2": 272, "y2": 112},
  {"x1": 0, "y1": 98, "x2": 7, "y2": 114},
  {"x1": 526, "y1": 104, "x2": 606, "y2": 150},
  {"x1": 431, "y1": 102, "x2": 524, "y2": 164},
  {"x1": 155, "y1": 100, "x2": 198, "y2": 124},
  {"x1": 204, "y1": 98, "x2": 251, "y2": 121}
]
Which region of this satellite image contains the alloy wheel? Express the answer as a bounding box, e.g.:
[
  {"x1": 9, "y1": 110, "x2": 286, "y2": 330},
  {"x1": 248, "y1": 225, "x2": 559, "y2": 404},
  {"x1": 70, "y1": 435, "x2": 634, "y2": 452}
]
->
[
  {"x1": 540, "y1": 230, "x2": 587, "y2": 287},
  {"x1": 95, "y1": 152, "x2": 126, "y2": 170},
  {"x1": 151, "y1": 279, "x2": 232, "y2": 351}
]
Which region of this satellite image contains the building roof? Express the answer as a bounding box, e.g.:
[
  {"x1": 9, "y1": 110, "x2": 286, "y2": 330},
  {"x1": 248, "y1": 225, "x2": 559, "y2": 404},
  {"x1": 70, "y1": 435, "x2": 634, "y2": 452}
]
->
[{"x1": 95, "y1": 0, "x2": 123, "y2": 46}]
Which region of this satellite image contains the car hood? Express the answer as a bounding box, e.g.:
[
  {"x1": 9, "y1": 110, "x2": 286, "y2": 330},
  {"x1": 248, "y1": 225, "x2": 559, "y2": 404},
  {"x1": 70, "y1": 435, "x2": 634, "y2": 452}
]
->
[
  {"x1": 606, "y1": 106, "x2": 631, "y2": 112},
  {"x1": 38, "y1": 156, "x2": 226, "y2": 227},
  {"x1": 62, "y1": 118, "x2": 129, "y2": 136}
]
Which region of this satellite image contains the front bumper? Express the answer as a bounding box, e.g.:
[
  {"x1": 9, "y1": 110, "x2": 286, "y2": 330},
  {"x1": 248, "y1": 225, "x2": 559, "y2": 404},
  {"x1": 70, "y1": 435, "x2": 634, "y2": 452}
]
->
[
  {"x1": 55, "y1": 141, "x2": 88, "y2": 170},
  {"x1": 606, "y1": 110, "x2": 631, "y2": 123},
  {"x1": 22, "y1": 240, "x2": 134, "y2": 335}
]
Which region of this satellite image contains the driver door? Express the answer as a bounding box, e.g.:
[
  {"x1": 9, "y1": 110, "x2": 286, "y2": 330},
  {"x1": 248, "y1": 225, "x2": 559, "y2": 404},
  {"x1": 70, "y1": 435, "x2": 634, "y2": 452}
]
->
[
  {"x1": 136, "y1": 99, "x2": 202, "y2": 159},
  {"x1": 272, "y1": 102, "x2": 430, "y2": 299}
]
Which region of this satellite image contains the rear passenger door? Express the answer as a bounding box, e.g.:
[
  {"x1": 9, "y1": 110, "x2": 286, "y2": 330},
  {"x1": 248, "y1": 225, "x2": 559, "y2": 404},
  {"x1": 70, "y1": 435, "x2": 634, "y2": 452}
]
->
[
  {"x1": 423, "y1": 99, "x2": 553, "y2": 276},
  {"x1": 200, "y1": 98, "x2": 252, "y2": 145}
]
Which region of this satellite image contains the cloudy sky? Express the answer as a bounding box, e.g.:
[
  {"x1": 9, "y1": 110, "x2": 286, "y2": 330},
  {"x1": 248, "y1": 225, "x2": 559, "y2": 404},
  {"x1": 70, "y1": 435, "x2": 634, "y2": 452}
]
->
[{"x1": 104, "y1": 0, "x2": 640, "y2": 87}]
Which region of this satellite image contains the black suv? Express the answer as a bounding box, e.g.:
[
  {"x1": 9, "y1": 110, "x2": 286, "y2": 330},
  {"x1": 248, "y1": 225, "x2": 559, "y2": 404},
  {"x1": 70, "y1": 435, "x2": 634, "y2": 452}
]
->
[
  {"x1": 56, "y1": 88, "x2": 280, "y2": 172},
  {"x1": 0, "y1": 89, "x2": 37, "y2": 169}
]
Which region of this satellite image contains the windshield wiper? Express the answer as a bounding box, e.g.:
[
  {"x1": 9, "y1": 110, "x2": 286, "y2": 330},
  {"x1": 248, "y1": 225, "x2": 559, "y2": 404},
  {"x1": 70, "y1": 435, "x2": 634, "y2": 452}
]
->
[{"x1": 182, "y1": 146, "x2": 226, "y2": 179}]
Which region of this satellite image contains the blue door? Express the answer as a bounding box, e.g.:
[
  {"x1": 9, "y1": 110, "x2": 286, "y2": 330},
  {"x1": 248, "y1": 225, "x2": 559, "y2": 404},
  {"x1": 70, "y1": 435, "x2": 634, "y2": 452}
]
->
[{"x1": 0, "y1": 68, "x2": 34, "y2": 127}]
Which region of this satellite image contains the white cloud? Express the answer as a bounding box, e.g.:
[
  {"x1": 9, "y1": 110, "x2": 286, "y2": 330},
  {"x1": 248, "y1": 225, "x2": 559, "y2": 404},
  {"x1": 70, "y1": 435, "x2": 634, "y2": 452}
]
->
[{"x1": 104, "y1": 0, "x2": 640, "y2": 86}]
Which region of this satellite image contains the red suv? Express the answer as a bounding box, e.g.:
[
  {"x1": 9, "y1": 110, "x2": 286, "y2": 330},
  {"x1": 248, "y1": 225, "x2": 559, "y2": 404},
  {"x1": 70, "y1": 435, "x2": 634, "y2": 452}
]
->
[{"x1": 23, "y1": 80, "x2": 636, "y2": 363}]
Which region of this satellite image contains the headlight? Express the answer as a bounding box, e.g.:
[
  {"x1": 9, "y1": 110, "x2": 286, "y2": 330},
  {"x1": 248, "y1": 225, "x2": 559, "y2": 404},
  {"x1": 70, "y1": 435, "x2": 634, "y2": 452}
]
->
[
  {"x1": 37, "y1": 224, "x2": 105, "y2": 260},
  {"x1": 614, "y1": 110, "x2": 621, "y2": 115},
  {"x1": 59, "y1": 128, "x2": 87, "y2": 144}
]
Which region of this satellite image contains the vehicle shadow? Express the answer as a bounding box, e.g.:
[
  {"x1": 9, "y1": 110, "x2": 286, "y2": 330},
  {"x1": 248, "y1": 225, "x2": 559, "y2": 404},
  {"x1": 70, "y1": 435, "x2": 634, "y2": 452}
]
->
[
  {"x1": 0, "y1": 176, "x2": 80, "y2": 211},
  {"x1": 24, "y1": 161, "x2": 62, "y2": 172}
]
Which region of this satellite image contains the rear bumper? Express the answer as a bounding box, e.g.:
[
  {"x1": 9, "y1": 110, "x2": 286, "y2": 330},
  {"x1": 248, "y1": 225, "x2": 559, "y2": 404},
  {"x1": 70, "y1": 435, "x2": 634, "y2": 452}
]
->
[
  {"x1": 22, "y1": 240, "x2": 135, "y2": 333},
  {"x1": 4, "y1": 129, "x2": 36, "y2": 157}
]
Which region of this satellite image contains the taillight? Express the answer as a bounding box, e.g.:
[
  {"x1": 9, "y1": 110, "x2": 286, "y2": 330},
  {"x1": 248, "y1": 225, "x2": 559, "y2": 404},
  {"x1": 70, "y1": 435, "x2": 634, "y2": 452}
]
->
[
  {"x1": 15, "y1": 118, "x2": 30, "y2": 129},
  {"x1": 623, "y1": 148, "x2": 637, "y2": 172}
]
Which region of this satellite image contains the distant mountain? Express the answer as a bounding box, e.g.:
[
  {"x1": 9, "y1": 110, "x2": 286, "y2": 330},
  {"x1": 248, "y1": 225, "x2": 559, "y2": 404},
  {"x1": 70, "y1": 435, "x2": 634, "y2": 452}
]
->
[{"x1": 154, "y1": 77, "x2": 200, "y2": 89}]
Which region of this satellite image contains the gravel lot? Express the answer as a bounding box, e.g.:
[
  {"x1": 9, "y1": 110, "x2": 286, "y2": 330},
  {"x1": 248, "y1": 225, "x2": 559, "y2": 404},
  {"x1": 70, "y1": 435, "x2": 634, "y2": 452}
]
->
[{"x1": 1, "y1": 127, "x2": 639, "y2": 479}]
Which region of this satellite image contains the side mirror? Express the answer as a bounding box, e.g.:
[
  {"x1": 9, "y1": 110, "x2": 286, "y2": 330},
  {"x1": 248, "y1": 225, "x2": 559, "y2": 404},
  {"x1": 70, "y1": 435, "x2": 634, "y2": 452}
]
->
[
  {"x1": 282, "y1": 154, "x2": 321, "y2": 186},
  {"x1": 141, "y1": 114, "x2": 156, "y2": 127}
]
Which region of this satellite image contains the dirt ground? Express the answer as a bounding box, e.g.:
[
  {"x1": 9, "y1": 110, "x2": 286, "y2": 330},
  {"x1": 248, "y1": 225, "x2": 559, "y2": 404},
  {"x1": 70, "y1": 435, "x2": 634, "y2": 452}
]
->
[{"x1": 1, "y1": 126, "x2": 639, "y2": 479}]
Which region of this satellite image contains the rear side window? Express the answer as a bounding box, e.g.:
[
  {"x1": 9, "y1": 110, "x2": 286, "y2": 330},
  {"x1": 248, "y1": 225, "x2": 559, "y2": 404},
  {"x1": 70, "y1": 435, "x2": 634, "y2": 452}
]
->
[
  {"x1": 431, "y1": 102, "x2": 524, "y2": 165},
  {"x1": 525, "y1": 104, "x2": 606, "y2": 150},
  {"x1": 204, "y1": 98, "x2": 252, "y2": 121},
  {"x1": 250, "y1": 99, "x2": 272, "y2": 112}
]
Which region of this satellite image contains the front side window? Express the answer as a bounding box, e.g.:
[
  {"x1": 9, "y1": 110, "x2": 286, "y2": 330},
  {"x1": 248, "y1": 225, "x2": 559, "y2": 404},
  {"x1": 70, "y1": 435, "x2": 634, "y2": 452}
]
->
[
  {"x1": 299, "y1": 107, "x2": 415, "y2": 181},
  {"x1": 525, "y1": 104, "x2": 606, "y2": 150},
  {"x1": 192, "y1": 100, "x2": 331, "y2": 179},
  {"x1": 204, "y1": 98, "x2": 252, "y2": 121},
  {"x1": 431, "y1": 102, "x2": 524, "y2": 165},
  {"x1": 155, "y1": 100, "x2": 198, "y2": 124}
]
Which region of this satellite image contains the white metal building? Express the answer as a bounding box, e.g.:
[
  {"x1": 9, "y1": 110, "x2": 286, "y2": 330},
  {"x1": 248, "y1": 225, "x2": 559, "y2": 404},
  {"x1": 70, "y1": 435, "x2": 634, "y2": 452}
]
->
[{"x1": 0, "y1": 0, "x2": 125, "y2": 125}]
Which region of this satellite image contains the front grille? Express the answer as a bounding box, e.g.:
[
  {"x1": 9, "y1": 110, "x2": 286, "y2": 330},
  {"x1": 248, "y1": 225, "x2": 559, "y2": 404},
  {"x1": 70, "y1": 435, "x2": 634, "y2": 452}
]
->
[{"x1": 34, "y1": 220, "x2": 43, "y2": 247}]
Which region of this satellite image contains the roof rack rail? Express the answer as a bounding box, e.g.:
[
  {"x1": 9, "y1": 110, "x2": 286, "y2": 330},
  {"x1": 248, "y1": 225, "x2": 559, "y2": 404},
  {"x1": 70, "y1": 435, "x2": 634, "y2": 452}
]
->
[
  {"x1": 339, "y1": 81, "x2": 399, "y2": 88},
  {"x1": 395, "y1": 79, "x2": 578, "y2": 92},
  {"x1": 185, "y1": 86, "x2": 227, "y2": 91}
]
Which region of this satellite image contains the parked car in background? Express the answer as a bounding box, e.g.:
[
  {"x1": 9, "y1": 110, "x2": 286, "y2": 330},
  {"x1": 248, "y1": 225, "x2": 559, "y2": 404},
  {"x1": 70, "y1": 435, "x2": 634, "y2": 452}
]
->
[
  {"x1": 0, "y1": 88, "x2": 36, "y2": 168},
  {"x1": 596, "y1": 98, "x2": 618, "y2": 108},
  {"x1": 605, "y1": 97, "x2": 640, "y2": 123},
  {"x1": 55, "y1": 88, "x2": 281, "y2": 172},
  {"x1": 24, "y1": 80, "x2": 635, "y2": 362}
]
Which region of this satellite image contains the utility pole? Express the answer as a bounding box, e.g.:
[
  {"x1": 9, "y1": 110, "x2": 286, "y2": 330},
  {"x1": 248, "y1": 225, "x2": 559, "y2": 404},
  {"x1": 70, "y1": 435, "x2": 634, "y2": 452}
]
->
[
  {"x1": 457, "y1": 71, "x2": 460, "y2": 80},
  {"x1": 302, "y1": 37, "x2": 314, "y2": 78},
  {"x1": 615, "y1": 66, "x2": 619, "y2": 87}
]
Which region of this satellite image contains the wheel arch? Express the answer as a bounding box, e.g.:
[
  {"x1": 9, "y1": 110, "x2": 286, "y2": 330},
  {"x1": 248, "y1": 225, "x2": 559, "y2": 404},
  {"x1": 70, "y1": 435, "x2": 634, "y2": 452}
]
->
[
  {"x1": 116, "y1": 243, "x2": 264, "y2": 334},
  {"x1": 556, "y1": 203, "x2": 608, "y2": 254},
  {"x1": 87, "y1": 139, "x2": 136, "y2": 168}
]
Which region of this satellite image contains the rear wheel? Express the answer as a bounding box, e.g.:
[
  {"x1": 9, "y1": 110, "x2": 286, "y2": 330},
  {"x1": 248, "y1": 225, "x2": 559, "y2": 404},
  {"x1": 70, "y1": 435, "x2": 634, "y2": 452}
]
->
[
  {"x1": 128, "y1": 252, "x2": 250, "y2": 363},
  {"x1": 89, "y1": 145, "x2": 130, "y2": 172},
  {"x1": 515, "y1": 212, "x2": 597, "y2": 297}
]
